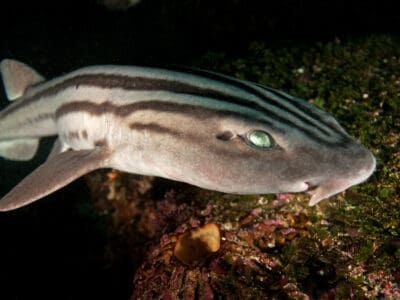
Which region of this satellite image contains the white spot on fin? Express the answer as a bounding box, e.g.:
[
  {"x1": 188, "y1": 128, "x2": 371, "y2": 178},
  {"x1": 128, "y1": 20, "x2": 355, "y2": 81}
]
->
[
  {"x1": 0, "y1": 148, "x2": 108, "y2": 211},
  {"x1": 47, "y1": 138, "x2": 70, "y2": 161},
  {"x1": 0, "y1": 59, "x2": 45, "y2": 100},
  {"x1": 0, "y1": 138, "x2": 39, "y2": 161}
]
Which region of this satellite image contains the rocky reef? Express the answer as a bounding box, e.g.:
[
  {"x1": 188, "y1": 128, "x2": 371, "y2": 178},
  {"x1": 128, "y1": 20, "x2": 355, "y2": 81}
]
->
[{"x1": 85, "y1": 35, "x2": 400, "y2": 299}]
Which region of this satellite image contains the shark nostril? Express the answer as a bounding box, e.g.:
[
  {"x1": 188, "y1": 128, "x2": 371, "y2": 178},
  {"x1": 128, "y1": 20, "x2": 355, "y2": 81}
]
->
[{"x1": 216, "y1": 131, "x2": 235, "y2": 141}]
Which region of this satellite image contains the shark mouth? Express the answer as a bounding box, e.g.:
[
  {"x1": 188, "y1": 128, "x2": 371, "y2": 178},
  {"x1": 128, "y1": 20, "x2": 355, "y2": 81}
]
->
[{"x1": 305, "y1": 177, "x2": 365, "y2": 206}]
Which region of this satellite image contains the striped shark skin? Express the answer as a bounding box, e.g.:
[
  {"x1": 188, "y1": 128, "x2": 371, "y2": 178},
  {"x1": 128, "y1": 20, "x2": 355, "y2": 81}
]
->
[{"x1": 0, "y1": 59, "x2": 376, "y2": 211}]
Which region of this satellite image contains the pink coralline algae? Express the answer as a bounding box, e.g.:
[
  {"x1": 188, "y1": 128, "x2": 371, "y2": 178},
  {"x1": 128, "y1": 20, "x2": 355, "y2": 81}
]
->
[
  {"x1": 130, "y1": 207, "x2": 312, "y2": 299},
  {"x1": 131, "y1": 222, "x2": 287, "y2": 300}
]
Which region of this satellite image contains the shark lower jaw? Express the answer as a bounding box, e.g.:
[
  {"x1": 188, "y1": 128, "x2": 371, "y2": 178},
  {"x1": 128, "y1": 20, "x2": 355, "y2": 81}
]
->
[
  {"x1": 305, "y1": 179, "x2": 350, "y2": 206},
  {"x1": 305, "y1": 173, "x2": 372, "y2": 206},
  {"x1": 292, "y1": 179, "x2": 340, "y2": 206}
]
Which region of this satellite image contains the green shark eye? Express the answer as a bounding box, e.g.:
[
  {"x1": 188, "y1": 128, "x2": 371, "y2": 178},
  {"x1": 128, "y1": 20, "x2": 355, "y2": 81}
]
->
[{"x1": 247, "y1": 130, "x2": 274, "y2": 149}]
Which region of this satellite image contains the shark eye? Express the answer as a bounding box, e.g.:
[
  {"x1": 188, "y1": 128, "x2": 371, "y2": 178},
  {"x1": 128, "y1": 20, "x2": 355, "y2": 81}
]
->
[{"x1": 246, "y1": 130, "x2": 274, "y2": 149}]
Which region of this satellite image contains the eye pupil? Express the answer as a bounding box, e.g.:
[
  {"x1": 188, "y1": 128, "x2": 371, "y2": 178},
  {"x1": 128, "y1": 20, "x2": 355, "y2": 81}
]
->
[{"x1": 248, "y1": 130, "x2": 273, "y2": 148}]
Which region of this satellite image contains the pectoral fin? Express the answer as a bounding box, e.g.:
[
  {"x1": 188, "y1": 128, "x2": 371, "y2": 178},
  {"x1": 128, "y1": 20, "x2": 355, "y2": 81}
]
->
[{"x1": 0, "y1": 148, "x2": 108, "y2": 211}]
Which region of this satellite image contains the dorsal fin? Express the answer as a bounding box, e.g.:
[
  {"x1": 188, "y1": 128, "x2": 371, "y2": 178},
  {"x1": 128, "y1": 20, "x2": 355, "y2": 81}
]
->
[{"x1": 0, "y1": 59, "x2": 45, "y2": 100}]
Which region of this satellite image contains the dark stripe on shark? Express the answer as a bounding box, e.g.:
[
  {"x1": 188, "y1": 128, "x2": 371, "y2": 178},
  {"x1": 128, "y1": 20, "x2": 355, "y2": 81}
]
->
[
  {"x1": 2, "y1": 72, "x2": 341, "y2": 140},
  {"x1": 55, "y1": 100, "x2": 351, "y2": 147},
  {"x1": 255, "y1": 84, "x2": 347, "y2": 134},
  {"x1": 157, "y1": 66, "x2": 345, "y2": 136},
  {"x1": 25, "y1": 113, "x2": 53, "y2": 125},
  {"x1": 128, "y1": 122, "x2": 260, "y2": 159},
  {"x1": 129, "y1": 122, "x2": 179, "y2": 135},
  {"x1": 55, "y1": 100, "x2": 275, "y2": 124},
  {"x1": 73, "y1": 74, "x2": 339, "y2": 138}
]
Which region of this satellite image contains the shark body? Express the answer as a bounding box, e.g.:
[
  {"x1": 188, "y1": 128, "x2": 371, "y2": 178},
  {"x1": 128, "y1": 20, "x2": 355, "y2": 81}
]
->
[{"x1": 0, "y1": 59, "x2": 376, "y2": 211}]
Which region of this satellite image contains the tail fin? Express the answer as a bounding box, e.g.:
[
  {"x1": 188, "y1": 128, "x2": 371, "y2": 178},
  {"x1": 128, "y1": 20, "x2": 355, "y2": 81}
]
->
[
  {"x1": 0, "y1": 59, "x2": 44, "y2": 100},
  {"x1": 0, "y1": 59, "x2": 44, "y2": 160}
]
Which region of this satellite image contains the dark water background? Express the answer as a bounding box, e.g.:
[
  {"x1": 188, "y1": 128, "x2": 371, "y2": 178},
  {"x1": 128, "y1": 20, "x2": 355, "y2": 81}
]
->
[{"x1": 0, "y1": 1, "x2": 399, "y2": 299}]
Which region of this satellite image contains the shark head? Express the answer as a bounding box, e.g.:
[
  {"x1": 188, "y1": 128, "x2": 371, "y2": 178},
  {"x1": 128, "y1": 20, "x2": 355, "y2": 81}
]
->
[{"x1": 146, "y1": 94, "x2": 376, "y2": 206}]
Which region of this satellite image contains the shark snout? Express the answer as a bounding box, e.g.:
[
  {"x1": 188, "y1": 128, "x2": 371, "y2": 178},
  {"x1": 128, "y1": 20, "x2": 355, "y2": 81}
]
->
[
  {"x1": 354, "y1": 147, "x2": 376, "y2": 182},
  {"x1": 307, "y1": 146, "x2": 376, "y2": 206}
]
